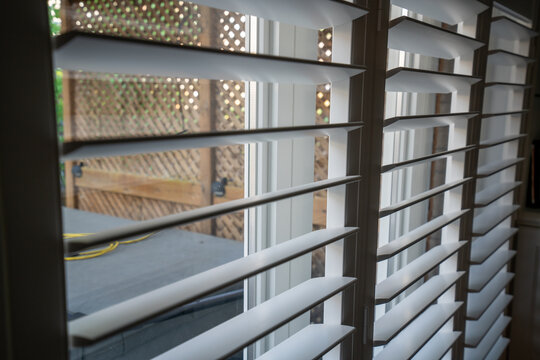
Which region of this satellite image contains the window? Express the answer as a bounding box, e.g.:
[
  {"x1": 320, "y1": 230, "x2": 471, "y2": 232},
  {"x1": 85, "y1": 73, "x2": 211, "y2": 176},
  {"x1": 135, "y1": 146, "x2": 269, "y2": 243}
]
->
[
  {"x1": 373, "y1": 1, "x2": 537, "y2": 360},
  {"x1": 1, "y1": 1, "x2": 538, "y2": 360},
  {"x1": 50, "y1": 0, "x2": 370, "y2": 359},
  {"x1": 374, "y1": 2, "x2": 486, "y2": 359},
  {"x1": 465, "y1": 4, "x2": 536, "y2": 359}
]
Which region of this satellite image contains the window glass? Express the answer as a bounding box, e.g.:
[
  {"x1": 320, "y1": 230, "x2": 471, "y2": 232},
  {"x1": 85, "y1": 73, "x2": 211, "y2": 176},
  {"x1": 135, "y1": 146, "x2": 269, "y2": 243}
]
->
[{"x1": 49, "y1": 1, "x2": 331, "y2": 358}]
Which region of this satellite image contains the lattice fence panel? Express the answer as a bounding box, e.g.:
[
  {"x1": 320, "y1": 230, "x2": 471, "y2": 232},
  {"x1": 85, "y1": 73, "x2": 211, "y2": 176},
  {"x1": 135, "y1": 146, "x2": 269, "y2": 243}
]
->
[
  {"x1": 63, "y1": 2, "x2": 331, "y2": 243},
  {"x1": 77, "y1": 188, "x2": 204, "y2": 233},
  {"x1": 212, "y1": 11, "x2": 246, "y2": 241},
  {"x1": 314, "y1": 28, "x2": 332, "y2": 184},
  {"x1": 312, "y1": 28, "x2": 333, "y2": 285},
  {"x1": 313, "y1": 28, "x2": 332, "y2": 234},
  {"x1": 65, "y1": 0, "x2": 246, "y2": 241}
]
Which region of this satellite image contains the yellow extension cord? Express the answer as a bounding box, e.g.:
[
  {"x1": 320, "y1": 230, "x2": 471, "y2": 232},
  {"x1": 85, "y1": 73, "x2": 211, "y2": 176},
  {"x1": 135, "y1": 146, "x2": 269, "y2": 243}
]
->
[{"x1": 64, "y1": 232, "x2": 155, "y2": 261}]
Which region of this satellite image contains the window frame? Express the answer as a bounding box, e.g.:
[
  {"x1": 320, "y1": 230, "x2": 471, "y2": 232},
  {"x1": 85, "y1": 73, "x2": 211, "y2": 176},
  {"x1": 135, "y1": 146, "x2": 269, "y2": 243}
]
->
[
  {"x1": 244, "y1": 18, "x2": 319, "y2": 357},
  {"x1": 3, "y1": 1, "x2": 540, "y2": 360},
  {"x1": 0, "y1": 1, "x2": 68, "y2": 359}
]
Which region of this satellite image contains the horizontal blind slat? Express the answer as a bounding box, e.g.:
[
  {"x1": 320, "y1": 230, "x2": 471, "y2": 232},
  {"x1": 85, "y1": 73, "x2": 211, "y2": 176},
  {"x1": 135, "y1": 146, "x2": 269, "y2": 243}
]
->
[
  {"x1": 256, "y1": 324, "x2": 354, "y2": 360},
  {"x1": 54, "y1": 32, "x2": 365, "y2": 84},
  {"x1": 375, "y1": 302, "x2": 463, "y2": 360},
  {"x1": 380, "y1": 178, "x2": 471, "y2": 217},
  {"x1": 484, "y1": 81, "x2": 532, "y2": 89},
  {"x1": 388, "y1": 16, "x2": 484, "y2": 59},
  {"x1": 68, "y1": 227, "x2": 357, "y2": 345},
  {"x1": 484, "y1": 337, "x2": 511, "y2": 360},
  {"x1": 465, "y1": 293, "x2": 512, "y2": 347},
  {"x1": 386, "y1": 68, "x2": 481, "y2": 93},
  {"x1": 412, "y1": 331, "x2": 461, "y2": 360},
  {"x1": 475, "y1": 182, "x2": 522, "y2": 207},
  {"x1": 153, "y1": 277, "x2": 356, "y2": 360},
  {"x1": 377, "y1": 209, "x2": 468, "y2": 261},
  {"x1": 491, "y1": 16, "x2": 538, "y2": 41},
  {"x1": 374, "y1": 272, "x2": 464, "y2": 345},
  {"x1": 478, "y1": 134, "x2": 526, "y2": 149},
  {"x1": 390, "y1": 0, "x2": 488, "y2": 25},
  {"x1": 186, "y1": 0, "x2": 368, "y2": 29},
  {"x1": 488, "y1": 49, "x2": 536, "y2": 65},
  {"x1": 375, "y1": 241, "x2": 466, "y2": 304},
  {"x1": 381, "y1": 146, "x2": 475, "y2": 173},
  {"x1": 65, "y1": 175, "x2": 361, "y2": 252},
  {"x1": 467, "y1": 272, "x2": 514, "y2": 320},
  {"x1": 477, "y1": 158, "x2": 525, "y2": 178},
  {"x1": 472, "y1": 204, "x2": 519, "y2": 236},
  {"x1": 61, "y1": 123, "x2": 362, "y2": 160},
  {"x1": 463, "y1": 316, "x2": 511, "y2": 360},
  {"x1": 384, "y1": 112, "x2": 477, "y2": 132},
  {"x1": 482, "y1": 109, "x2": 528, "y2": 118},
  {"x1": 469, "y1": 250, "x2": 516, "y2": 292},
  {"x1": 470, "y1": 228, "x2": 518, "y2": 264}
]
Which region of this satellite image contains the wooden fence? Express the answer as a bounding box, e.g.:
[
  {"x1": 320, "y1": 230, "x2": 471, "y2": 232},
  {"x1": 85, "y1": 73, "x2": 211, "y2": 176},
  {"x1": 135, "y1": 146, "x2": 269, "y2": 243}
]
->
[{"x1": 62, "y1": 0, "x2": 332, "y2": 241}]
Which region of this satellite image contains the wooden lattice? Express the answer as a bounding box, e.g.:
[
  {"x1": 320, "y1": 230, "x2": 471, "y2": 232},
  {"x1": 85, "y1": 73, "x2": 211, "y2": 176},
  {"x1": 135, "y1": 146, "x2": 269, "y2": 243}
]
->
[
  {"x1": 63, "y1": 1, "x2": 331, "y2": 242},
  {"x1": 313, "y1": 28, "x2": 332, "y2": 237},
  {"x1": 64, "y1": 0, "x2": 246, "y2": 241},
  {"x1": 213, "y1": 10, "x2": 246, "y2": 239},
  {"x1": 314, "y1": 28, "x2": 332, "y2": 185},
  {"x1": 77, "y1": 187, "x2": 205, "y2": 233},
  {"x1": 68, "y1": 0, "x2": 205, "y2": 45},
  {"x1": 311, "y1": 28, "x2": 333, "y2": 284}
]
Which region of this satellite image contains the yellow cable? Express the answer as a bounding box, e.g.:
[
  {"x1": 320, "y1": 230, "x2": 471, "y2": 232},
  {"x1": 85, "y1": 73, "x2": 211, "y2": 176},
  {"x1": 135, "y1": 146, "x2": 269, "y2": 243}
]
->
[
  {"x1": 63, "y1": 233, "x2": 92, "y2": 239},
  {"x1": 64, "y1": 242, "x2": 118, "y2": 261},
  {"x1": 64, "y1": 232, "x2": 156, "y2": 261},
  {"x1": 119, "y1": 232, "x2": 154, "y2": 244}
]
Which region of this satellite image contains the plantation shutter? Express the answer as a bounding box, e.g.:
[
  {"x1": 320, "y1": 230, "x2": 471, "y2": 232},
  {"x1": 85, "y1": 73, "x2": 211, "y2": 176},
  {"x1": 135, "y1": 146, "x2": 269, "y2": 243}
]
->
[
  {"x1": 54, "y1": 0, "x2": 374, "y2": 358},
  {"x1": 373, "y1": 0, "x2": 488, "y2": 359},
  {"x1": 35, "y1": 1, "x2": 540, "y2": 359},
  {"x1": 464, "y1": 5, "x2": 538, "y2": 360}
]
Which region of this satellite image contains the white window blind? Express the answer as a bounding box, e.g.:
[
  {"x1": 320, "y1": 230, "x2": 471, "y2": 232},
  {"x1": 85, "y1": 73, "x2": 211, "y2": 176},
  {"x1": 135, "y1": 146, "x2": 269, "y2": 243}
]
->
[
  {"x1": 374, "y1": 1, "x2": 488, "y2": 359},
  {"x1": 24, "y1": 1, "x2": 538, "y2": 359},
  {"x1": 464, "y1": 4, "x2": 538, "y2": 360},
  {"x1": 53, "y1": 1, "x2": 371, "y2": 359}
]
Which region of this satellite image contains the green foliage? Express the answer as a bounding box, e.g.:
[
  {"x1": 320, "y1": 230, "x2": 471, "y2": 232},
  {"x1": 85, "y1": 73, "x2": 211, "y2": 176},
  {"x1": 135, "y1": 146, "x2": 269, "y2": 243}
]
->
[
  {"x1": 49, "y1": 5, "x2": 61, "y2": 36},
  {"x1": 47, "y1": 2, "x2": 64, "y2": 141},
  {"x1": 55, "y1": 70, "x2": 64, "y2": 142},
  {"x1": 48, "y1": 1, "x2": 65, "y2": 184}
]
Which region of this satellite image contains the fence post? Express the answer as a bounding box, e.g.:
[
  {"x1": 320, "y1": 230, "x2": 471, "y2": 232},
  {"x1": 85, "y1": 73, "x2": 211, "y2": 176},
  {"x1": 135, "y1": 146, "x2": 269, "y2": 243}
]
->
[
  {"x1": 198, "y1": 6, "x2": 217, "y2": 235},
  {"x1": 61, "y1": 0, "x2": 77, "y2": 209}
]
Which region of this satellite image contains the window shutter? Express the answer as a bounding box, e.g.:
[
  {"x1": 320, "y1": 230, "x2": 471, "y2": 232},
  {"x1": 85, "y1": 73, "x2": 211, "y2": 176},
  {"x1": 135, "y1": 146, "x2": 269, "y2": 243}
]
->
[
  {"x1": 373, "y1": 1, "x2": 488, "y2": 359},
  {"x1": 54, "y1": 1, "x2": 372, "y2": 358},
  {"x1": 464, "y1": 5, "x2": 538, "y2": 360},
  {"x1": 28, "y1": 1, "x2": 539, "y2": 359}
]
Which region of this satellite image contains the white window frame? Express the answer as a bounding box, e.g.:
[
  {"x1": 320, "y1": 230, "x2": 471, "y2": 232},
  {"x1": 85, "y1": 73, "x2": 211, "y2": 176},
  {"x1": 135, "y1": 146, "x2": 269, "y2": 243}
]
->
[{"x1": 244, "y1": 16, "x2": 319, "y2": 358}]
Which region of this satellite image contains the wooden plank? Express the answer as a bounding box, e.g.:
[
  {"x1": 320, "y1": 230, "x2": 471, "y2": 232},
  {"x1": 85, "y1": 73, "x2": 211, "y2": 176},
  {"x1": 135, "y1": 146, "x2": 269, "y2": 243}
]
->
[
  {"x1": 66, "y1": 175, "x2": 360, "y2": 252},
  {"x1": 74, "y1": 168, "x2": 204, "y2": 206},
  {"x1": 74, "y1": 168, "x2": 327, "y2": 226}
]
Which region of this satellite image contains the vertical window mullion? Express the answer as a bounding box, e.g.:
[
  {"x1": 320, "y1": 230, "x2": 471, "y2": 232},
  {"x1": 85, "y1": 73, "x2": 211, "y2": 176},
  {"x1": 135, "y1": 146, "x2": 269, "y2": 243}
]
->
[
  {"x1": 356, "y1": 0, "x2": 393, "y2": 358},
  {"x1": 323, "y1": 20, "x2": 353, "y2": 360}
]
